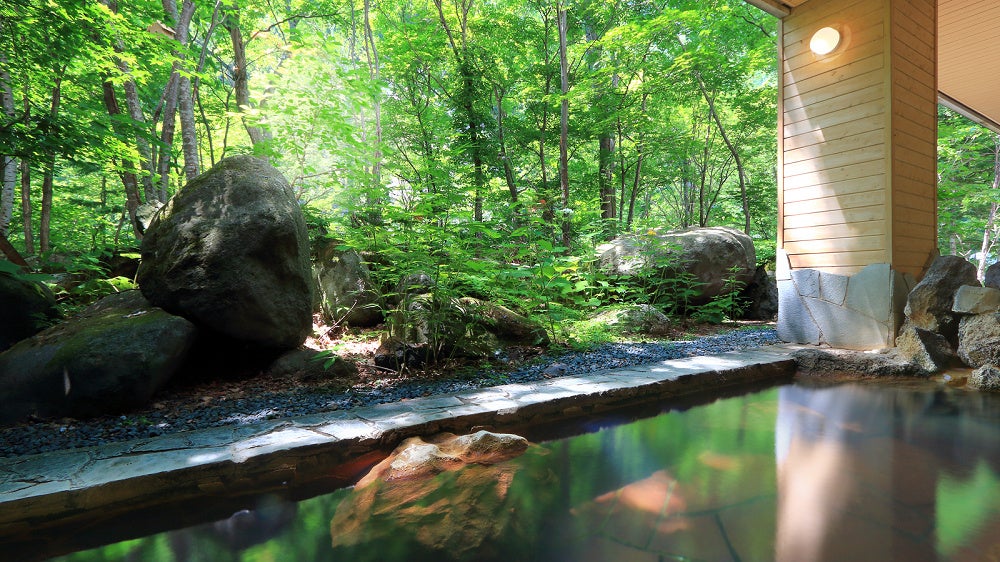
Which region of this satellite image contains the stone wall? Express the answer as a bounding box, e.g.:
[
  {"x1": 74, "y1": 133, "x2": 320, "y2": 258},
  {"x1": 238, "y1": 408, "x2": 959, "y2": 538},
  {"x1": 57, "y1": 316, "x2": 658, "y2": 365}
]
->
[{"x1": 775, "y1": 250, "x2": 917, "y2": 349}]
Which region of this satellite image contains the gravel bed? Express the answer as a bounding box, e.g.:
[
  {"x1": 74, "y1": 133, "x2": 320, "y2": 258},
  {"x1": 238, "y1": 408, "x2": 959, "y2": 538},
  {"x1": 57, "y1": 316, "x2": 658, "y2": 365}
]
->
[{"x1": 0, "y1": 327, "x2": 780, "y2": 458}]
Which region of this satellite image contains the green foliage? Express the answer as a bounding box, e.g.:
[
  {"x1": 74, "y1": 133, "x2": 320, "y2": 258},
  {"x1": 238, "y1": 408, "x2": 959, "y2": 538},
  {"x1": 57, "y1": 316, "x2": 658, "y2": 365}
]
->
[{"x1": 691, "y1": 266, "x2": 746, "y2": 324}]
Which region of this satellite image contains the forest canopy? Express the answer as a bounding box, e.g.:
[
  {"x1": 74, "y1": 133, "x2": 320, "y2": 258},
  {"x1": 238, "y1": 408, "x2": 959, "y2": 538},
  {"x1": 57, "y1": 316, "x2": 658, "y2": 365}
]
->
[{"x1": 0, "y1": 0, "x2": 996, "y2": 313}]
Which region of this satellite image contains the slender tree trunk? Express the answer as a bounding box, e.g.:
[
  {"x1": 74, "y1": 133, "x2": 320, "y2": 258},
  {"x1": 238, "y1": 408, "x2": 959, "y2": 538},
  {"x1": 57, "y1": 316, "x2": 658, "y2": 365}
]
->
[
  {"x1": 363, "y1": 0, "x2": 382, "y2": 190},
  {"x1": 39, "y1": 71, "x2": 65, "y2": 253},
  {"x1": 0, "y1": 63, "x2": 15, "y2": 237},
  {"x1": 157, "y1": 72, "x2": 179, "y2": 200},
  {"x1": 225, "y1": 2, "x2": 268, "y2": 148},
  {"x1": 558, "y1": 3, "x2": 570, "y2": 248},
  {"x1": 175, "y1": 0, "x2": 199, "y2": 180},
  {"x1": 695, "y1": 72, "x2": 750, "y2": 234},
  {"x1": 102, "y1": 81, "x2": 144, "y2": 236},
  {"x1": 20, "y1": 159, "x2": 33, "y2": 255},
  {"x1": 433, "y1": 0, "x2": 484, "y2": 222},
  {"x1": 495, "y1": 86, "x2": 518, "y2": 204},
  {"x1": 102, "y1": 0, "x2": 155, "y2": 201},
  {"x1": 627, "y1": 91, "x2": 648, "y2": 230}
]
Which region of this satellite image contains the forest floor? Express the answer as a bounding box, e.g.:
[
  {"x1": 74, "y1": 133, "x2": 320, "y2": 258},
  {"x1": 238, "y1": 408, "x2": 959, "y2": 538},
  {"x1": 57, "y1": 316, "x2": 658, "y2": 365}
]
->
[{"x1": 0, "y1": 319, "x2": 780, "y2": 458}]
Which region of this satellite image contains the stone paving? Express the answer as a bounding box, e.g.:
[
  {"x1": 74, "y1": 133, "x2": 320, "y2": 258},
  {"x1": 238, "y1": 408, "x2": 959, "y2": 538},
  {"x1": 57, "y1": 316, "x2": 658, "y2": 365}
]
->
[{"x1": 0, "y1": 345, "x2": 797, "y2": 541}]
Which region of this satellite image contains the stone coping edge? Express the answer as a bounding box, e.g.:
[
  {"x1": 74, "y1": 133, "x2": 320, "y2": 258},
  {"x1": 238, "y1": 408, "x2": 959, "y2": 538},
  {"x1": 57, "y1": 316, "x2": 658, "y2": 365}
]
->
[{"x1": 0, "y1": 346, "x2": 796, "y2": 539}]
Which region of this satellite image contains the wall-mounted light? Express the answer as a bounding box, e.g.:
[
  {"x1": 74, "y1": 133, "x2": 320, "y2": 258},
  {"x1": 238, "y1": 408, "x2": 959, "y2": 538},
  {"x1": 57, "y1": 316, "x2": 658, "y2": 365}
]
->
[{"x1": 810, "y1": 27, "x2": 841, "y2": 56}]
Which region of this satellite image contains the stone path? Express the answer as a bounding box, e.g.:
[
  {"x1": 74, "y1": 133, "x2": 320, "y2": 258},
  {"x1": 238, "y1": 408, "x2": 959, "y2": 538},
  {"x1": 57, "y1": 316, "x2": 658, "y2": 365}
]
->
[{"x1": 0, "y1": 345, "x2": 797, "y2": 543}]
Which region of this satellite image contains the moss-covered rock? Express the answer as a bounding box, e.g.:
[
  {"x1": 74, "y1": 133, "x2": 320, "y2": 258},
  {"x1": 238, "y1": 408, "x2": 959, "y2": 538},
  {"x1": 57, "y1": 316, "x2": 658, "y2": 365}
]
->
[
  {"x1": 0, "y1": 271, "x2": 61, "y2": 352},
  {"x1": 0, "y1": 291, "x2": 197, "y2": 422}
]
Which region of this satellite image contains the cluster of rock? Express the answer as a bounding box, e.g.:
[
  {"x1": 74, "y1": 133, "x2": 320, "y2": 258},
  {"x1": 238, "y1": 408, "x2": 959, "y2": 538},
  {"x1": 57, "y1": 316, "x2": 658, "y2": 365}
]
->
[
  {"x1": 794, "y1": 255, "x2": 1000, "y2": 390},
  {"x1": 0, "y1": 156, "x2": 340, "y2": 422}
]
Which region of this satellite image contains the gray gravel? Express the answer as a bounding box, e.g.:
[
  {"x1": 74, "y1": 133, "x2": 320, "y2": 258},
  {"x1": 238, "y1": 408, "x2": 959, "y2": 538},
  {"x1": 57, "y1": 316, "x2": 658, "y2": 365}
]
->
[{"x1": 0, "y1": 327, "x2": 779, "y2": 458}]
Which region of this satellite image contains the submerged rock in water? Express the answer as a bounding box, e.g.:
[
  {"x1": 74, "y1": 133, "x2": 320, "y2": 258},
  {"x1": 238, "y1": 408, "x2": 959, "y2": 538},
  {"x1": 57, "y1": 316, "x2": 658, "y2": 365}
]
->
[
  {"x1": 137, "y1": 155, "x2": 313, "y2": 349},
  {"x1": 358, "y1": 431, "x2": 530, "y2": 484},
  {"x1": 0, "y1": 291, "x2": 197, "y2": 422},
  {"x1": 329, "y1": 431, "x2": 545, "y2": 562}
]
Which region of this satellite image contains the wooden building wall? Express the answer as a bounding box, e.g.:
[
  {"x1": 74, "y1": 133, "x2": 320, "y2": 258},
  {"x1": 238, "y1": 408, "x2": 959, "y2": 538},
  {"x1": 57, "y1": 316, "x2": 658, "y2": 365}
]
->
[
  {"x1": 779, "y1": 0, "x2": 937, "y2": 277},
  {"x1": 889, "y1": 0, "x2": 937, "y2": 277}
]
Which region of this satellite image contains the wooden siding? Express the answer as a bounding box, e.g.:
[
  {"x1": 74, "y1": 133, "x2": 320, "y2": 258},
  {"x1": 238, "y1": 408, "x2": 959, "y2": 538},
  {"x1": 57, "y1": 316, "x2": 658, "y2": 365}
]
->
[
  {"x1": 780, "y1": 0, "x2": 888, "y2": 274},
  {"x1": 939, "y1": 0, "x2": 1000, "y2": 129},
  {"x1": 779, "y1": 0, "x2": 937, "y2": 277},
  {"x1": 891, "y1": 0, "x2": 937, "y2": 278}
]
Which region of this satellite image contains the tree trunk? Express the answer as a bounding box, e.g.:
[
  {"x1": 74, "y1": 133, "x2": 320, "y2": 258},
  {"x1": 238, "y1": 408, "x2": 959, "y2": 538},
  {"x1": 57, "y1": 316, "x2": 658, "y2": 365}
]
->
[
  {"x1": 19, "y1": 79, "x2": 32, "y2": 254},
  {"x1": 102, "y1": 81, "x2": 144, "y2": 236},
  {"x1": 0, "y1": 62, "x2": 15, "y2": 237},
  {"x1": 225, "y1": 2, "x2": 268, "y2": 148},
  {"x1": 39, "y1": 72, "x2": 64, "y2": 254},
  {"x1": 695, "y1": 72, "x2": 750, "y2": 234},
  {"x1": 157, "y1": 72, "x2": 179, "y2": 200},
  {"x1": 176, "y1": 0, "x2": 199, "y2": 180},
  {"x1": 0, "y1": 230, "x2": 28, "y2": 268},
  {"x1": 558, "y1": 3, "x2": 570, "y2": 248},
  {"x1": 432, "y1": 0, "x2": 485, "y2": 223},
  {"x1": 627, "y1": 92, "x2": 648, "y2": 230},
  {"x1": 495, "y1": 86, "x2": 517, "y2": 204},
  {"x1": 102, "y1": 0, "x2": 155, "y2": 201},
  {"x1": 363, "y1": 0, "x2": 382, "y2": 191}
]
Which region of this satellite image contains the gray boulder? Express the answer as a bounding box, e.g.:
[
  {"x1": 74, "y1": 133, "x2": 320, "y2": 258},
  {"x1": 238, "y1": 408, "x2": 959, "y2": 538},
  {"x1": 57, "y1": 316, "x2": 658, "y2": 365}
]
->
[
  {"x1": 597, "y1": 226, "x2": 755, "y2": 305},
  {"x1": 895, "y1": 322, "x2": 956, "y2": 374},
  {"x1": 970, "y1": 364, "x2": 1000, "y2": 391},
  {"x1": 957, "y1": 313, "x2": 1000, "y2": 368},
  {"x1": 0, "y1": 291, "x2": 197, "y2": 422},
  {"x1": 137, "y1": 155, "x2": 313, "y2": 349},
  {"x1": 985, "y1": 263, "x2": 1000, "y2": 289},
  {"x1": 0, "y1": 271, "x2": 61, "y2": 352},
  {"x1": 590, "y1": 304, "x2": 672, "y2": 336},
  {"x1": 953, "y1": 285, "x2": 1000, "y2": 315},
  {"x1": 739, "y1": 265, "x2": 779, "y2": 320},
  {"x1": 904, "y1": 255, "x2": 979, "y2": 345},
  {"x1": 314, "y1": 240, "x2": 381, "y2": 327}
]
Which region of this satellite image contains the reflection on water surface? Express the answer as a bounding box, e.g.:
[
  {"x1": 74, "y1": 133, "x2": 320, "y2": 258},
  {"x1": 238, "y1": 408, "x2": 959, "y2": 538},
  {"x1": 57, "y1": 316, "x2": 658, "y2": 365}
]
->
[{"x1": 52, "y1": 382, "x2": 1000, "y2": 561}]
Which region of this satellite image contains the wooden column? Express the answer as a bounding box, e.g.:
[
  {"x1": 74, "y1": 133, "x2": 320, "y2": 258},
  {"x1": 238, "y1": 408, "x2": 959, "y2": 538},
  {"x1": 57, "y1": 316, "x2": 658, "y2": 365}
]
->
[{"x1": 776, "y1": 0, "x2": 937, "y2": 349}]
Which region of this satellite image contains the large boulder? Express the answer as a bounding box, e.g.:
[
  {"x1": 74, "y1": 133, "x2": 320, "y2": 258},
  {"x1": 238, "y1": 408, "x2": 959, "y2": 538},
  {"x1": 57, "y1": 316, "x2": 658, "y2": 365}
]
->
[
  {"x1": 0, "y1": 271, "x2": 61, "y2": 352},
  {"x1": 0, "y1": 291, "x2": 197, "y2": 422},
  {"x1": 904, "y1": 255, "x2": 979, "y2": 345},
  {"x1": 597, "y1": 226, "x2": 756, "y2": 305},
  {"x1": 137, "y1": 155, "x2": 313, "y2": 349},
  {"x1": 957, "y1": 313, "x2": 1000, "y2": 368},
  {"x1": 313, "y1": 240, "x2": 382, "y2": 327}
]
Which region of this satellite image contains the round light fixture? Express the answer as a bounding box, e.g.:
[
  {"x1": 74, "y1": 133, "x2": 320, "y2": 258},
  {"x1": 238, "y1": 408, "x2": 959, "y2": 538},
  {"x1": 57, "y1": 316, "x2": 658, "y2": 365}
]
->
[{"x1": 810, "y1": 26, "x2": 841, "y2": 55}]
